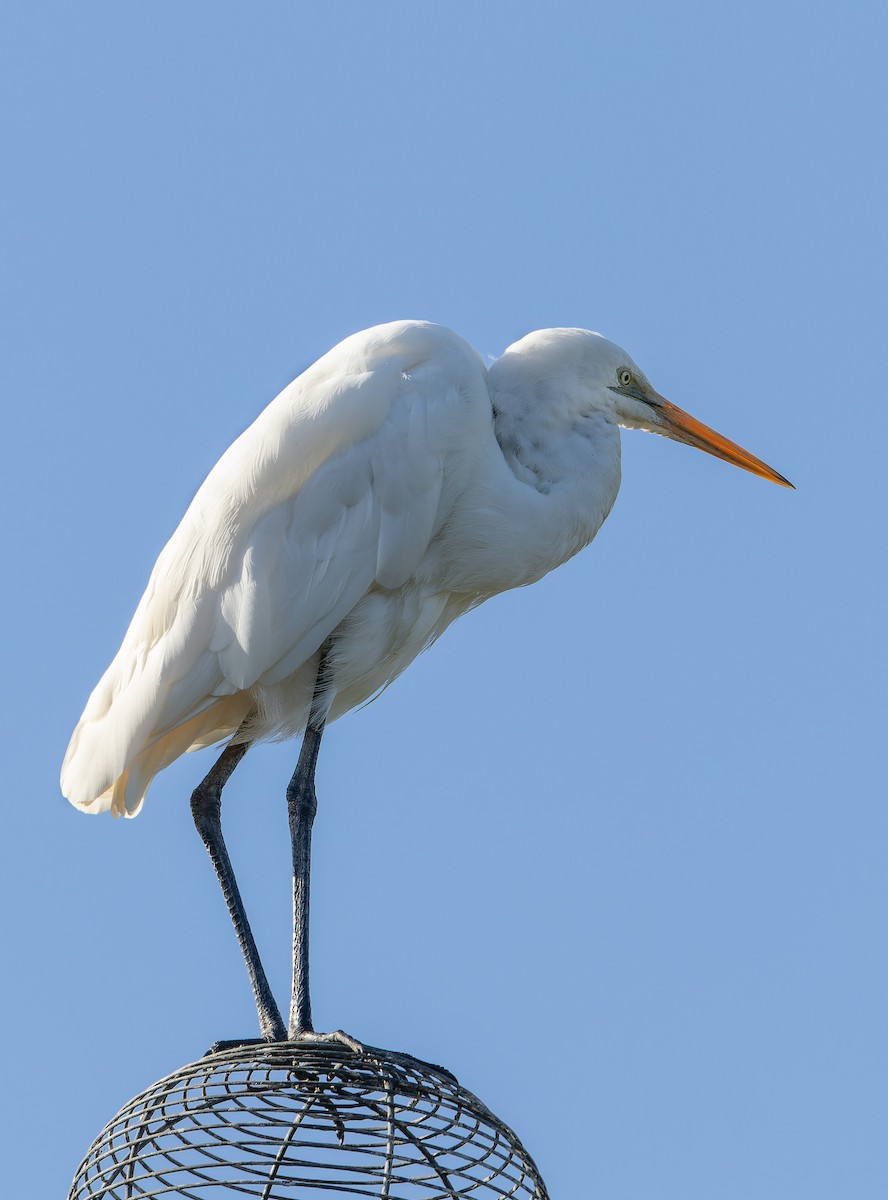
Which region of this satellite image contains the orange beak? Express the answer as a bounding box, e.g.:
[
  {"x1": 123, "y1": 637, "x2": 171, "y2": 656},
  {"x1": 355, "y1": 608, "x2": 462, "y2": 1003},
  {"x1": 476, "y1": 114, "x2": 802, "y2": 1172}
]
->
[{"x1": 652, "y1": 394, "x2": 793, "y2": 488}]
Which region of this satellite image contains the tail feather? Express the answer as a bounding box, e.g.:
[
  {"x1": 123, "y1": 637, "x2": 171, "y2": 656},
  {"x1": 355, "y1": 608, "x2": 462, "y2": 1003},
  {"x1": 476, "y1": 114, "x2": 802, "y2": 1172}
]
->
[{"x1": 62, "y1": 675, "x2": 250, "y2": 817}]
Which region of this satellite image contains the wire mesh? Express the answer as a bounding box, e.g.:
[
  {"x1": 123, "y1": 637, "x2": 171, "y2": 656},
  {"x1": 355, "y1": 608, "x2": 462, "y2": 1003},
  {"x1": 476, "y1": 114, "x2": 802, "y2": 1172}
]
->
[{"x1": 69, "y1": 1038, "x2": 549, "y2": 1199}]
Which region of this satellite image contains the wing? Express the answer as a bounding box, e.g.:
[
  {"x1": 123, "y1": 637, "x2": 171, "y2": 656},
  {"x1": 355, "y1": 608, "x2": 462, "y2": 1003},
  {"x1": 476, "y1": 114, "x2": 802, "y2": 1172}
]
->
[{"x1": 61, "y1": 321, "x2": 490, "y2": 816}]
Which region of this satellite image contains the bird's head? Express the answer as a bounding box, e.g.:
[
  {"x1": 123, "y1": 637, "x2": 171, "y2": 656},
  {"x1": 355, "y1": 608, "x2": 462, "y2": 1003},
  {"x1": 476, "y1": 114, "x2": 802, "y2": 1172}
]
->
[
  {"x1": 498, "y1": 329, "x2": 793, "y2": 488},
  {"x1": 593, "y1": 333, "x2": 793, "y2": 487}
]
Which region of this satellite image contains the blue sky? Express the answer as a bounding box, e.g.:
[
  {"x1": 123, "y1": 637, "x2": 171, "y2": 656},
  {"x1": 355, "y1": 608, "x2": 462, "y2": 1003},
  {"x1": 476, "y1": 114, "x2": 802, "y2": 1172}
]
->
[{"x1": 2, "y1": 2, "x2": 885, "y2": 1196}]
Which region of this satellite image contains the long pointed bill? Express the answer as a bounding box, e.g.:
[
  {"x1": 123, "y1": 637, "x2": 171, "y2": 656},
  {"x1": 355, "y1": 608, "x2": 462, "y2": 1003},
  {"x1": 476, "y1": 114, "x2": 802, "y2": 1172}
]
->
[{"x1": 652, "y1": 394, "x2": 794, "y2": 488}]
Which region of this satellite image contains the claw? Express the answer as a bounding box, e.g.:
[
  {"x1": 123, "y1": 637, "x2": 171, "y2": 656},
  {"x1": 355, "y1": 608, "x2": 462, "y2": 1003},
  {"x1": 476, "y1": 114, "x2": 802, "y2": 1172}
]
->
[
  {"x1": 204, "y1": 1036, "x2": 274, "y2": 1056},
  {"x1": 290, "y1": 1029, "x2": 364, "y2": 1054},
  {"x1": 205, "y1": 1029, "x2": 365, "y2": 1057}
]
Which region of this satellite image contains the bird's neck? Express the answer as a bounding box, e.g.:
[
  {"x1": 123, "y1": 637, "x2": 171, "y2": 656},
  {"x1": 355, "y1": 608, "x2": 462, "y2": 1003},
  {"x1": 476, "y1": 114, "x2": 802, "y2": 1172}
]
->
[{"x1": 434, "y1": 404, "x2": 622, "y2": 598}]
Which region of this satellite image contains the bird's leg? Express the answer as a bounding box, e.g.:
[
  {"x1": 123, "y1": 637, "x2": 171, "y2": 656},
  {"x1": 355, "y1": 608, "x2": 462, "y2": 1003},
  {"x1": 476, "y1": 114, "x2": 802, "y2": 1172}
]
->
[
  {"x1": 287, "y1": 642, "x2": 361, "y2": 1052},
  {"x1": 287, "y1": 678, "x2": 326, "y2": 1038},
  {"x1": 285, "y1": 652, "x2": 364, "y2": 1054},
  {"x1": 191, "y1": 740, "x2": 287, "y2": 1042}
]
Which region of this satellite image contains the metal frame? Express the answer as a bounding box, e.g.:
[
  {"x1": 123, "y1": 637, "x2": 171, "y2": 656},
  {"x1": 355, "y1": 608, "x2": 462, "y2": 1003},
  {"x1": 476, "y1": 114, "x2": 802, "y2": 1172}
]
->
[{"x1": 69, "y1": 1039, "x2": 549, "y2": 1198}]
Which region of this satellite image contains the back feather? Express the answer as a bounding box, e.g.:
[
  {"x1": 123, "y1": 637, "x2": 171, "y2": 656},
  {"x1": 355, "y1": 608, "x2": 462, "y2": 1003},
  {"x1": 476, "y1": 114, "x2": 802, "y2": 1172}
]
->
[{"x1": 61, "y1": 321, "x2": 488, "y2": 816}]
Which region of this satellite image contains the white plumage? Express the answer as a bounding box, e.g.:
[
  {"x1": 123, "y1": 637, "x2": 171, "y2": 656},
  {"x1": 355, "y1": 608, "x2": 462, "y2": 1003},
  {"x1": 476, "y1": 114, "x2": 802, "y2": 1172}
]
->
[{"x1": 62, "y1": 319, "x2": 789, "y2": 819}]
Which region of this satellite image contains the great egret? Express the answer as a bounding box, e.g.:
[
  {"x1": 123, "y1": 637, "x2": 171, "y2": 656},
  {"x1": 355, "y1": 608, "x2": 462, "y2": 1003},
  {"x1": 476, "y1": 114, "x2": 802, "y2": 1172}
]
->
[{"x1": 61, "y1": 320, "x2": 791, "y2": 1043}]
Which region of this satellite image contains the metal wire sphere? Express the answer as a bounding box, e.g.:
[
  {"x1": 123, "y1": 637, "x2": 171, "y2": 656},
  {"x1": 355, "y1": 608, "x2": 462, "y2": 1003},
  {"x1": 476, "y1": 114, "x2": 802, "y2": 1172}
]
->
[{"x1": 69, "y1": 1039, "x2": 549, "y2": 1199}]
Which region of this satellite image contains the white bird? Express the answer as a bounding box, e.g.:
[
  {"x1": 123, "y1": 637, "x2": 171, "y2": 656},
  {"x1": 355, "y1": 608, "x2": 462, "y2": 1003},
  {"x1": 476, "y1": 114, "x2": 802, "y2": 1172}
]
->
[{"x1": 62, "y1": 320, "x2": 791, "y2": 1043}]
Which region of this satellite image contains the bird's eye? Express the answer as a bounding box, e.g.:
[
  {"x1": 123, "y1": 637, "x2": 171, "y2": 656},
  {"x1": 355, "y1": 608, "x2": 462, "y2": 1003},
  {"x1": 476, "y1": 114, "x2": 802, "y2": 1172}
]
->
[{"x1": 618, "y1": 368, "x2": 633, "y2": 387}]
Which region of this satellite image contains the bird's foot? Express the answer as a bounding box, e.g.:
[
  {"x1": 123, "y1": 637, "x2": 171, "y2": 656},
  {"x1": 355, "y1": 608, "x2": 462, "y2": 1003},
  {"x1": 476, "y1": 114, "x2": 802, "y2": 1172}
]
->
[
  {"x1": 204, "y1": 1036, "x2": 275, "y2": 1056},
  {"x1": 205, "y1": 1029, "x2": 364, "y2": 1057},
  {"x1": 289, "y1": 1028, "x2": 364, "y2": 1054}
]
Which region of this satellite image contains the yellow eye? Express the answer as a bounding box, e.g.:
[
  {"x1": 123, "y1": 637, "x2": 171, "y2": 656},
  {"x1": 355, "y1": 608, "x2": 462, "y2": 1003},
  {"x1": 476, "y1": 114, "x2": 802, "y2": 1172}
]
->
[{"x1": 618, "y1": 368, "x2": 632, "y2": 387}]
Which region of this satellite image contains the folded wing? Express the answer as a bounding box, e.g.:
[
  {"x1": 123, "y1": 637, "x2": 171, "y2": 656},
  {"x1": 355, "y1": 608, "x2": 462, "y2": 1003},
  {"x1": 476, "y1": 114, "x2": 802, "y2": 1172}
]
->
[{"x1": 61, "y1": 322, "x2": 489, "y2": 816}]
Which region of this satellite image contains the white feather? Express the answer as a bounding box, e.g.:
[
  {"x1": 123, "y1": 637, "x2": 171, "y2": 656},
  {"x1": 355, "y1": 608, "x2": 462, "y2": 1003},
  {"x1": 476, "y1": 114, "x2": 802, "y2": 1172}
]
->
[{"x1": 67, "y1": 319, "x2": 751, "y2": 817}]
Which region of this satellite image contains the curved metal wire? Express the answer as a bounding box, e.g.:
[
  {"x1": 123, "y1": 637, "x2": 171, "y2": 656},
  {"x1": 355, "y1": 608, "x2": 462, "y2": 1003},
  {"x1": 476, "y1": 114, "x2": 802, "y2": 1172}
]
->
[{"x1": 69, "y1": 1039, "x2": 549, "y2": 1199}]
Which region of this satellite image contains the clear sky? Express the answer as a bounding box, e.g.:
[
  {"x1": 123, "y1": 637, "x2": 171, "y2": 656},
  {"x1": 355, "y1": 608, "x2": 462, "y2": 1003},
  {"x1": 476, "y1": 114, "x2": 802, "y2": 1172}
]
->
[{"x1": 2, "y1": 2, "x2": 885, "y2": 1196}]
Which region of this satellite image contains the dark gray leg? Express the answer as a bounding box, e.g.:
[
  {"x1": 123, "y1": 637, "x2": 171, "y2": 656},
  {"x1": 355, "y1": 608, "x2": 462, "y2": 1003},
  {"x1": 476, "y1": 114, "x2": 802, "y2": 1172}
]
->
[
  {"x1": 287, "y1": 672, "x2": 327, "y2": 1037},
  {"x1": 191, "y1": 740, "x2": 287, "y2": 1042},
  {"x1": 285, "y1": 649, "x2": 363, "y2": 1052}
]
